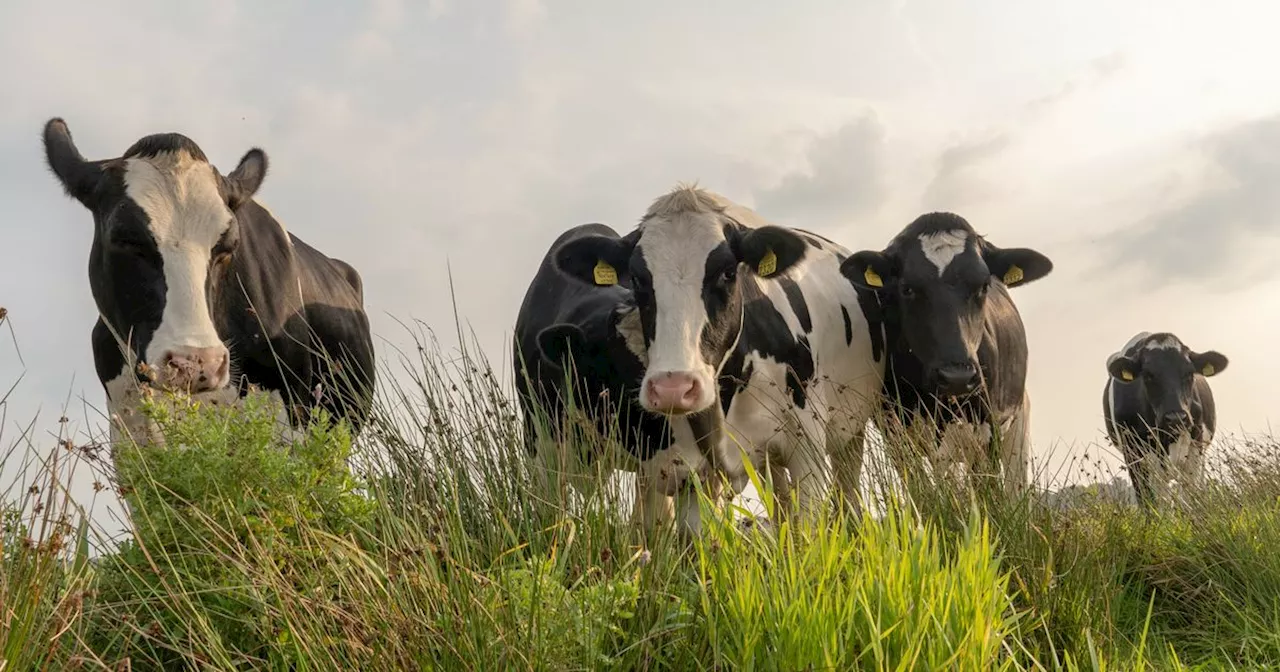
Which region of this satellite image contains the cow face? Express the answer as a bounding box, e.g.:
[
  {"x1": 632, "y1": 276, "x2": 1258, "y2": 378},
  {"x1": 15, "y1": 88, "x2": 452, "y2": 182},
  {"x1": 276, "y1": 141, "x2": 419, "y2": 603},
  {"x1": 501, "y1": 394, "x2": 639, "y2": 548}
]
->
[
  {"x1": 43, "y1": 119, "x2": 267, "y2": 393},
  {"x1": 841, "y1": 213, "x2": 1053, "y2": 397},
  {"x1": 1108, "y1": 334, "x2": 1228, "y2": 433},
  {"x1": 553, "y1": 187, "x2": 806, "y2": 416}
]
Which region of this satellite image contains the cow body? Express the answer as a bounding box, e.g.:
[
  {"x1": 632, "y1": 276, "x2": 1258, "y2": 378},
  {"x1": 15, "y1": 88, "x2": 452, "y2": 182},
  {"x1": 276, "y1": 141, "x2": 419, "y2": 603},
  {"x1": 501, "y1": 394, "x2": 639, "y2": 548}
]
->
[
  {"x1": 554, "y1": 185, "x2": 886, "y2": 530},
  {"x1": 841, "y1": 213, "x2": 1053, "y2": 494},
  {"x1": 43, "y1": 119, "x2": 375, "y2": 442},
  {"x1": 1103, "y1": 331, "x2": 1227, "y2": 508}
]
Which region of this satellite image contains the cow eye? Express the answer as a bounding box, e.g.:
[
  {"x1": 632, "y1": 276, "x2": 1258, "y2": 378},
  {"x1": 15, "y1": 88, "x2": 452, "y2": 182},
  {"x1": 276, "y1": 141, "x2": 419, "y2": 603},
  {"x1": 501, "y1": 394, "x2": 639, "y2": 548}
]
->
[
  {"x1": 901, "y1": 285, "x2": 917, "y2": 299},
  {"x1": 973, "y1": 283, "x2": 988, "y2": 300},
  {"x1": 720, "y1": 265, "x2": 737, "y2": 285}
]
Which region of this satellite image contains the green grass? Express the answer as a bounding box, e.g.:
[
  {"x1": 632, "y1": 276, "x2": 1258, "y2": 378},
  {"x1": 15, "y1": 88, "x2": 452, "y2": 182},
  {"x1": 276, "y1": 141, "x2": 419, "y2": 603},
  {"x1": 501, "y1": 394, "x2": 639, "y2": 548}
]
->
[{"x1": 3, "y1": 329, "x2": 1280, "y2": 671}]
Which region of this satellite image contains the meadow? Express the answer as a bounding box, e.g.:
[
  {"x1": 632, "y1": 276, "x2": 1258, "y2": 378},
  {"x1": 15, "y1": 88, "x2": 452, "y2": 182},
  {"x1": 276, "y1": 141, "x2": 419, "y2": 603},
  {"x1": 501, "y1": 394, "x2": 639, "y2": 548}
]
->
[{"x1": 2, "y1": 315, "x2": 1280, "y2": 671}]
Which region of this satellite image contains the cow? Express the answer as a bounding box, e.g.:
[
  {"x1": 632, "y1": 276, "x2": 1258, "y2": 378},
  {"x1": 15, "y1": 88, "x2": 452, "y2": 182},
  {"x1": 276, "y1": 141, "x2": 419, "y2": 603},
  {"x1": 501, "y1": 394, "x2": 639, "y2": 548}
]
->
[
  {"x1": 41, "y1": 118, "x2": 376, "y2": 444},
  {"x1": 552, "y1": 184, "x2": 886, "y2": 531},
  {"x1": 1103, "y1": 331, "x2": 1228, "y2": 508},
  {"x1": 840, "y1": 212, "x2": 1053, "y2": 495},
  {"x1": 513, "y1": 222, "x2": 683, "y2": 522}
]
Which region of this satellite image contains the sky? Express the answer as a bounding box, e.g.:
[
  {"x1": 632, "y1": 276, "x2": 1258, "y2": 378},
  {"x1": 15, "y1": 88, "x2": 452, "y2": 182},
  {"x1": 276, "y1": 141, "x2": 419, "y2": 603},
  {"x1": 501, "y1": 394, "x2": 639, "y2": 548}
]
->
[{"x1": 4, "y1": 0, "x2": 1280, "y2": 526}]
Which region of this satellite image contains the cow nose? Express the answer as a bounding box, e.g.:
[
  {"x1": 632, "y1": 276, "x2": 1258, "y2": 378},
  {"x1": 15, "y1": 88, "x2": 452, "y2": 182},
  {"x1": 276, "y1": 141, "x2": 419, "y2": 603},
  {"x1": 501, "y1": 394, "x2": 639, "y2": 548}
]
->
[
  {"x1": 935, "y1": 363, "x2": 979, "y2": 394},
  {"x1": 1162, "y1": 410, "x2": 1191, "y2": 427},
  {"x1": 161, "y1": 346, "x2": 230, "y2": 393},
  {"x1": 644, "y1": 372, "x2": 702, "y2": 414}
]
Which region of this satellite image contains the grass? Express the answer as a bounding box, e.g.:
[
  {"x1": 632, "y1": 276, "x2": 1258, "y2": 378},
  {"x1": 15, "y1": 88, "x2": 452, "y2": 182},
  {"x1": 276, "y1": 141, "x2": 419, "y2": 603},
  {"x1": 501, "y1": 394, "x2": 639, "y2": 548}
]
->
[{"x1": 2, "y1": 322, "x2": 1280, "y2": 671}]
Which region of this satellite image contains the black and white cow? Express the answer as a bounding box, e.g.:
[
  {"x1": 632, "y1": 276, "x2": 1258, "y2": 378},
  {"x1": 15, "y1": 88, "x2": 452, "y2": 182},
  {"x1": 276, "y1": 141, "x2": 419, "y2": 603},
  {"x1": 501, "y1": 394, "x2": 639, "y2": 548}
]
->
[
  {"x1": 513, "y1": 223, "x2": 685, "y2": 519},
  {"x1": 1103, "y1": 331, "x2": 1228, "y2": 508},
  {"x1": 840, "y1": 212, "x2": 1053, "y2": 493},
  {"x1": 553, "y1": 185, "x2": 886, "y2": 529},
  {"x1": 42, "y1": 118, "x2": 376, "y2": 440}
]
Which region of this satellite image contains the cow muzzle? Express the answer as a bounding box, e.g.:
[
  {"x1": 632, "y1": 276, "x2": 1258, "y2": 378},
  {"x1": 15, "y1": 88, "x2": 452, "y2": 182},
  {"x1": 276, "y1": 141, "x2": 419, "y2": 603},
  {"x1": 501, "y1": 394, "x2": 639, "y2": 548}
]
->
[
  {"x1": 643, "y1": 371, "x2": 705, "y2": 415},
  {"x1": 932, "y1": 362, "x2": 980, "y2": 397},
  {"x1": 1159, "y1": 410, "x2": 1192, "y2": 431},
  {"x1": 157, "y1": 345, "x2": 231, "y2": 393}
]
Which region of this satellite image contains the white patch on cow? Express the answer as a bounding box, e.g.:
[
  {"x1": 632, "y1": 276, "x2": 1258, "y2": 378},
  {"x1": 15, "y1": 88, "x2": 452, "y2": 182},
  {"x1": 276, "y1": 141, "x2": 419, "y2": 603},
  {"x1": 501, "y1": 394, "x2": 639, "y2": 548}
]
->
[
  {"x1": 635, "y1": 186, "x2": 733, "y2": 413},
  {"x1": 1167, "y1": 430, "x2": 1193, "y2": 466},
  {"x1": 918, "y1": 229, "x2": 970, "y2": 277},
  {"x1": 615, "y1": 306, "x2": 647, "y2": 362},
  {"x1": 124, "y1": 151, "x2": 232, "y2": 371},
  {"x1": 1144, "y1": 334, "x2": 1183, "y2": 351}
]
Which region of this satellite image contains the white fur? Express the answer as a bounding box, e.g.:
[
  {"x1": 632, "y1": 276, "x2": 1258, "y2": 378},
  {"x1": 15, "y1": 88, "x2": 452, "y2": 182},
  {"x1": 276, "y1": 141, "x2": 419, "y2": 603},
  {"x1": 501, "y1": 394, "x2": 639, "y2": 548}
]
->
[
  {"x1": 918, "y1": 229, "x2": 969, "y2": 277},
  {"x1": 123, "y1": 151, "x2": 232, "y2": 374},
  {"x1": 635, "y1": 188, "x2": 735, "y2": 413},
  {"x1": 1144, "y1": 334, "x2": 1183, "y2": 351}
]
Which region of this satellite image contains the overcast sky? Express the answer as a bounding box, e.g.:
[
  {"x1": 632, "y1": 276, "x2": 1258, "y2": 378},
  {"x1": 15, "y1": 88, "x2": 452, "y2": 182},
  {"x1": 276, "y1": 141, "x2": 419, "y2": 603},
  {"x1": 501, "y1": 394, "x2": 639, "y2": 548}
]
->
[{"x1": 4, "y1": 0, "x2": 1280, "y2": 523}]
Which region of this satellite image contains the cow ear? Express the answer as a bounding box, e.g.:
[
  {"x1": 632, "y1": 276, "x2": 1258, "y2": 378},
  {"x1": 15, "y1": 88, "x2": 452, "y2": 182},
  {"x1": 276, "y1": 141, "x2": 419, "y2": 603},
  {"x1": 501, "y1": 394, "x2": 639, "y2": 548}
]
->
[
  {"x1": 840, "y1": 251, "x2": 893, "y2": 290},
  {"x1": 536, "y1": 323, "x2": 587, "y2": 366},
  {"x1": 985, "y1": 246, "x2": 1053, "y2": 288},
  {"x1": 554, "y1": 233, "x2": 634, "y2": 287},
  {"x1": 43, "y1": 118, "x2": 105, "y2": 207},
  {"x1": 1191, "y1": 350, "x2": 1228, "y2": 377},
  {"x1": 223, "y1": 148, "x2": 268, "y2": 210},
  {"x1": 734, "y1": 226, "x2": 807, "y2": 278},
  {"x1": 1107, "y1": 355, "x2": 1140, "y2": 383}
]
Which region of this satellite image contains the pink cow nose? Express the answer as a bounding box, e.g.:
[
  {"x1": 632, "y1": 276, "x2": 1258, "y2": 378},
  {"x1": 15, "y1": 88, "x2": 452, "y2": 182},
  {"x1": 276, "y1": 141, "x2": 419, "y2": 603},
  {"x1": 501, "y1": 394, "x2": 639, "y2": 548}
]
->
[
  {"x1": 645, "y1": 372, "x2": 702, "y2": 413},
  {"x1": 160, "y1": 346, "x2": 230, "y2": 393}
]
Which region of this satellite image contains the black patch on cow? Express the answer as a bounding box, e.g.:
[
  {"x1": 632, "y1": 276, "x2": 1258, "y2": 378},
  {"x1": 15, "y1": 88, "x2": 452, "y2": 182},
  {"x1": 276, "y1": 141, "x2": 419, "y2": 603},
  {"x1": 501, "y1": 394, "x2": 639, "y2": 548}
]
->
[
  {"x1": 732, "y1": 281, "x2": 816, "y2": 411},
  {"x1": 698, "y1": 241, "x2": 744, "y2": 368},
  {"x1": 840, "y1": 305, "x2": 853, "y2": 346},
  {"x1": 777, "y1": 276, "x2": 812, "y2": 334},
  {"x1": 122, "y1": 133, "x2": 209, "y2": 162}
]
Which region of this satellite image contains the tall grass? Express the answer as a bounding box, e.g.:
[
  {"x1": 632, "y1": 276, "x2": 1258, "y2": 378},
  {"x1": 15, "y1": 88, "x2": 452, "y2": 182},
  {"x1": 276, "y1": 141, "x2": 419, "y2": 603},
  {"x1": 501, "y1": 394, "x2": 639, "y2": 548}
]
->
[{"x1": 2, "y1": 320, "x2": 1279, "y2": 670}]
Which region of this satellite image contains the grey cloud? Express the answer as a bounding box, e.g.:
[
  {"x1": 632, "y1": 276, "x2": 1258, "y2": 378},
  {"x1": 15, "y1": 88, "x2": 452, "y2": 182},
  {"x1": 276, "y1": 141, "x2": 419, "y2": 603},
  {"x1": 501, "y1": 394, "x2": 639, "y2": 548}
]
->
[
  {"x1": 921, "y1": 131, "x2": 1013, "y2": 211},
  {"x1": 923, "y1": 51, "x2": 1129, "y2": 212},
  {"x1": 1097, "y1": 113, "x2": 1280, "y2": 290},
  {"x1": 752, "y1": 113, "x2": 889, "y2": 227}
]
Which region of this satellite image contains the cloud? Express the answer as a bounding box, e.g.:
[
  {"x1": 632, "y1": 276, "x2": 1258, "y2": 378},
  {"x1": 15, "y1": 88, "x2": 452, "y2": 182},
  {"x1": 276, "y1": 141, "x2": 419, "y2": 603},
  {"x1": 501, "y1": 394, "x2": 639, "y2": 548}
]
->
[
  {"x1": 752, "y1": 113, "x2": 889, "y2": 227},
  {"x1": 921, "y1": 131, "x2": 1013, "y2": 210},
  {"x1": 1097, "y1": 112, "x2": 1280, "y2": 289},
  {"x1": 921, "y1": 51, "x2": 1129, "y2": 211},
  {"x1": 1024, "y1": 50, "x2": 1129, "y2": 119}
]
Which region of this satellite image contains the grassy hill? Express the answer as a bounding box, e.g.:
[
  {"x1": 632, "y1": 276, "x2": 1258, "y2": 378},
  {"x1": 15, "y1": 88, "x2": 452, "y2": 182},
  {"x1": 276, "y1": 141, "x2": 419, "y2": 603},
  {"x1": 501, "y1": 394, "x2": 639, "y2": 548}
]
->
[{"x1": 3, "y1": 338, "x2": 1279, "y2": 671}]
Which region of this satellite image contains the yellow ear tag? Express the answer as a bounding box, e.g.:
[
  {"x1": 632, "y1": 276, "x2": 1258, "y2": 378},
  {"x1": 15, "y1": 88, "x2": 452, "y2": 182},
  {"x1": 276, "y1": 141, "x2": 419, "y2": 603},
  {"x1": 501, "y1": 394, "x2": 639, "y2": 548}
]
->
[
  {"x1": 1202, "y1": 364, "x2": 1215, "y2": 376},
  {"x1": 1003, "y1": 264, "x2": 1024, "y2": 285},
  {"x1": 593, "y1": 260, "x2": 618, "y2": 286},
  {"x1": 864, "y1": 267, "x2": 884, "y2": 288},
  {"x1": 1121, "y1": 370, "x2": 1134, "y2": 382},
  {"x1": 758, "y1": 249, "x2": 778, "y2": 277}
]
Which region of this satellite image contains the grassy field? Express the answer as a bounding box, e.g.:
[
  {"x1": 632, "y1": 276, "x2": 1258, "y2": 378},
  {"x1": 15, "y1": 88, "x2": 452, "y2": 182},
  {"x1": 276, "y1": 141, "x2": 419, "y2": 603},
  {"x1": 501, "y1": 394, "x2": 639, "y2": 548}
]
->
[{"x1": 2, "y1": 328, "x2": 1280, "y2": 671}]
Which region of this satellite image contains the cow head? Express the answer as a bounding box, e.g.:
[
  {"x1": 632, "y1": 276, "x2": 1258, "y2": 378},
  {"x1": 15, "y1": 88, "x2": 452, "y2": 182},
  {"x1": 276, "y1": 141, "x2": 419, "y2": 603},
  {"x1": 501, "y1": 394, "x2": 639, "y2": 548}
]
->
[
  {"x1": 43, "y1": 118, "x2": 267, "y2": 393},
  {"x1": 535, "y1": 297, "x2": 648, "y2": 396},
  {"x1": 841, "y1": 212, "x2": 1053, "y2": 397},
  {"x1": 553, "y1": 185, "x2": 806, "y2": 416},
  {"x1": 1107, "y1": 333, "x2": 1227, "y2": 433}
]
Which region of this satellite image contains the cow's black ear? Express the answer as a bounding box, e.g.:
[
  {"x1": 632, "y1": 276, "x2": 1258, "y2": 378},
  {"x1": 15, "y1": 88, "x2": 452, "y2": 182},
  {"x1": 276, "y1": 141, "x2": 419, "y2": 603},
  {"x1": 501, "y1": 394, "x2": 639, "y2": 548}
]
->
[
  {"x1": 536, "y1": 323, "x2": 587, "y2": 366},
  {"x1": 1191, "y1": 350, "x2": 1228, "y2": 378},
  {"x1": 554, "y1": 233, "x2": 634, "y2": 287},
  {"x1": 734, "y1": 226, "x2": 807, "y2": 278},
  {"x1": 223, "y1": 148, "x2": 268, "y2": 210},
  {"x1": 985, "y1": 246, "x2": 1053, "y2": 288},
  {"x1": 840, "y1": 251, "x2": 893, "y2": 290},
  {"x1": 43, "y1": 118, "x2": 105, "y2": 208},
  {"x1": 1107, "y1": 355, "x2": 1141, "y2": 383}
]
